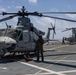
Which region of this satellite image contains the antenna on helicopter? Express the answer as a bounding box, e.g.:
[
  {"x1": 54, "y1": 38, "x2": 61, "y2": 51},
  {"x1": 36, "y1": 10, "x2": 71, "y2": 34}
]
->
[
  {"x1": 21, "y1": 6, "x2": 26, "y2": 12},
  {"x1": 4, "y1": 22, "x2": 9, "y2": 35}
]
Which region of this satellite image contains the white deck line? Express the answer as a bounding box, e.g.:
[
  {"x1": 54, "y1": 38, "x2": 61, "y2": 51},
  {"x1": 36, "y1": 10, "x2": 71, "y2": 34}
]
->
[
  {"x1": 20, "y1": 62, "x2": 65, "y2": 75},
  {"x1": 0, "y1": 67, "x2": 7, "y2": 69},
  {"x1": 34, "y1": 54, "x2": 69, "y2": 74},
  {"x1": 26, "y1": 72, "x2": 52, "y2": 75},
  {"x1": 59, "y1": 70, "x2": 76, "y2": 73},
  {"x1": 44, "y1": 59, "x2": 76, "y2": 62}
]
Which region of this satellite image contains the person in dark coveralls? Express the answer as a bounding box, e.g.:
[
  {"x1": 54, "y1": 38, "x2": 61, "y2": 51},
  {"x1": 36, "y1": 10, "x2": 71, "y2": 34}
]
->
[
  {"x1": 62, "y1": 37, "x2": 65, "y2": 44},
  {"x1": 36, "y1": 35, "x2": 44, "y2": 62}
]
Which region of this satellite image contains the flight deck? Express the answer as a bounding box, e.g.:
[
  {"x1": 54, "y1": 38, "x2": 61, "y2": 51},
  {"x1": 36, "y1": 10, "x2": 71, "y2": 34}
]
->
[{"x1": 0, "y1": 43, "x2": 76, "y2": 75}]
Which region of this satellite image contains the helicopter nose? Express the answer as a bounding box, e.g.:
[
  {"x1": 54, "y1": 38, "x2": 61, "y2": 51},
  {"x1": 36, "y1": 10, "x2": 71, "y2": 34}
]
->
[
  {"x1": 0, "y1": 36, "x2": 16, "y2": 49},
  {"x1": 4, "y1": 37, "x2": 16, "y2": 48},
  {"x1": 7, "y1": 37, "x2": 16, "y2": 44}
]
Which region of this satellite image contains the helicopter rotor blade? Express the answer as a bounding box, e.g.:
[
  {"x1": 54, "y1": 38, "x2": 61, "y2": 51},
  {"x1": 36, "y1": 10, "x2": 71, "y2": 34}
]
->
[
  {"x1": 52, "y1": 27, "x2": 56, "y2": 39},
  {"x1": 54, "y1": 19, "x2": 56, "y2": 34},
  {"x1": 0, "y1": 11, "x2": 41, "y2": 17},
  {"x1": 0, "y1": 14, "x2": 17, "y2": 22},
  {"x1": 66, "y1": 28, "x2": 72, "y2": 30},
  {"x1": 51, "y1": 23, "x2": 54, "y2": 39},
  {"x1": 5, "y1": 22, "x2": 8, "y2": 28},
  {"x1": 4, "y1": 22, "x2": 9, "y2": 35},
  {"x1": 41, "y1": 12, "x2": 76, "y2": 14},
  {"x1": 62, "y1": 29, "x2": 72, "y2": 32},
  {"x1": 51, "y1": 22, "x2": 56, "y2": 39},
  {"x1": 1, "y1": 11, "x2": 76, "y2": 22},
  {"x1": 0, "y1": 5, "x2": 76, "y2": 23},
  {"x1": 67, "y1": 27, "x2": 76, "y2": 29},
  {"x1": 62, "y1": 27, "x2": 76, "y2": 32},
  {"x1": 41, "y1": 15, "x2": 76, "y2": 22},
  {"x1": 53, "y1": 27, "x2": 56, "y2": 35},
  {"x1": 1, "y1": 12, "x2": 17, "y2": 15},
  {"x1": 51, "y1": 23, "x2": 53, "y2": 28},
  {"x1": 53, "y1": 30, "x2": 55, "y2": 39}
]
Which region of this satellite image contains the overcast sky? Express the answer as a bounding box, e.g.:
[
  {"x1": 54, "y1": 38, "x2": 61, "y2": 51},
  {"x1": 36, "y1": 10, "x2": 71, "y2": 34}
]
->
[{"x1": 0, "y1": 0, "x2": 76, "y2": 40}]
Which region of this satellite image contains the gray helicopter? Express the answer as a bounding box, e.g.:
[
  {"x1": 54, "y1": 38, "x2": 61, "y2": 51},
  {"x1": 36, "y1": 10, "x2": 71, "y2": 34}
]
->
[
  {"x1": 0, "y1": 6, "x2": 57, "y2": 57},
  {"x1": 62, "y1": 27, "x2": 76, "y2": 44},
  {"x1": 0, "y1": 6, "x2": 76, "y2": 58},
  {"x1": 0, "y1": 22, "x2": 56, "y2": 58}
]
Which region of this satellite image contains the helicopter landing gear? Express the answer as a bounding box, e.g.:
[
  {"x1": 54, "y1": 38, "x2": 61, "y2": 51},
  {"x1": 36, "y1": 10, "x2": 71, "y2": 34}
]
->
[{"x1": 24, "y1": 51, "x2": 33, "y2": 61}]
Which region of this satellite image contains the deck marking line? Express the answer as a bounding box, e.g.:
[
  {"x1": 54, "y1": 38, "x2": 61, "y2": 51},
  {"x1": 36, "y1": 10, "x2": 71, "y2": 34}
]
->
[
  {"x1": 0, "y1": 67, "x2": 7, "y2": 69},
  {"x1": 33, "y1": 58, "x2": 76, "y2": 63},
  {"x1": 35, "y1": 55, "x2": 69, "y2": 74},
  {"x1": 20, "y1": 62, "x2": 65, "y2": 75},
  {"x1": 44, "y1": 59, "x2": 76, "y2": 62},
  {"x1": 26, "y1": 72, "x2": 52, "y2": 75},
  {"x1": 59, "y1": 70, "x2": 76, "y2": 73}
]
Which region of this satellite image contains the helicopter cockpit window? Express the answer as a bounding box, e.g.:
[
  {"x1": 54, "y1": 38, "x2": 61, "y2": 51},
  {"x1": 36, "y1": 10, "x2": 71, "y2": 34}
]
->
[
  {"x1": 17, "y1": 17, "x2": 30, "y2": 26},
  {"x1": 0, "y1": 29, "x2": 6, "y2": 36},
  {"x1": 18, "y1": 31, "x2": 23, "y2": 40},
  {"x1": 4, "y1": 28, "x2": 16, "y2": 38},
  {"x1": 14, "y1": 30, "x2": 23, "y2": 41},
  {"x1": 0, "y1": 28, "x2": 7, "y2": 36}
]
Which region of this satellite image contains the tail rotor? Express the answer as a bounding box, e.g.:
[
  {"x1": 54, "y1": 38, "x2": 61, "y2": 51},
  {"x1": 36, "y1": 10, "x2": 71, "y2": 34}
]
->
[{"x1": 51, "y1": 19, "x2": 56, "y2": 39}]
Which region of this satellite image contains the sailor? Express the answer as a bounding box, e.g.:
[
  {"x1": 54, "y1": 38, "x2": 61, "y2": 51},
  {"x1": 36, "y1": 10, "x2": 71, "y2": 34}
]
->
[
  {"x1": 35, "y1": 35, "x2": 44, "y2": 62},
  {"x1": 62, "y1": 37, "x2": 65, "y2": 44}
]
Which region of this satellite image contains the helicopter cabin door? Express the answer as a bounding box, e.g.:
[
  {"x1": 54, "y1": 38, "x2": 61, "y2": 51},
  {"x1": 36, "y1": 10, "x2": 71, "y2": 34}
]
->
[
  {"x1": 23, "y1": 30, "x2": 36, "y2": 51},
  {"x1": 17, "y1": 30, "x2": 29, "y2": 48},
  {"x1": 17, "y1": 30, "x2": 36, "y2": 51}
]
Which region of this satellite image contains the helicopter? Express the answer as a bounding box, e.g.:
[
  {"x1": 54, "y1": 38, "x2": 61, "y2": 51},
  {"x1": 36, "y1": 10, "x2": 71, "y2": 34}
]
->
[
  {"x1": 62, "y1": 27, "x2": 76, "y2": 44},
  {"x1": 0, "y1": 21, "x2": 57, "y2": 58},
  {"x1": 0, "y1": 6, "x2": 58, "y2": 58},
  {"x1": 0, "y1": 6, "x2": 76, "y2": 58}
]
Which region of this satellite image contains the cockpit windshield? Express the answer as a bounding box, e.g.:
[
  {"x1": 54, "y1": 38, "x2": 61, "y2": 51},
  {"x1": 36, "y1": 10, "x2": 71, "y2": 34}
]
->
[{"x1": 0, "y1": 26, "x2": 23, "y2": 41}]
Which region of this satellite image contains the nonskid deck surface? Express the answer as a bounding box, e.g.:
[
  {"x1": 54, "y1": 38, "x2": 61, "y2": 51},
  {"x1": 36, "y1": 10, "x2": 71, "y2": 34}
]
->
[{"x1": 0, "y1": 44, "x2": 76, "y2": 75}]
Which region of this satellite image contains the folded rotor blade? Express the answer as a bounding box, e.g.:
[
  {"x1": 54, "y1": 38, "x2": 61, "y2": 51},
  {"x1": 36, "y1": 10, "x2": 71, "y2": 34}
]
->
[
  {"x1": 54, "y1": 19, "x2": 56, "y2": 34},
  {"x1": 51, "y1": 23, "x2": 54, "y2": 28},
  {"x1": 54, "y1": 27, "x2": 56, "y2": 34},
  {"x1": 67, "y1": 27, "x2": 76, "y2": 29},
  {"x1": 52, "y1": 27, "x2": 56, "y2": 39},
  {"x1": 0, "y1": 14, "x2": 17, "y2": 22},
  {"x1": 62, "y1": 27, "x2": 76, "y2": 32},
  {"x1": 62, "y1": 29, "x2": 71, "y2": 32},
  {"x1": 42, "y1": 15, "x2": 76, "y2": 22},
  {"x1": 53, "y1": 31, "x2": 54, "y2": 39},
  {"x1": 66, "y1": 28, "x2": 72, "y2": 30}
]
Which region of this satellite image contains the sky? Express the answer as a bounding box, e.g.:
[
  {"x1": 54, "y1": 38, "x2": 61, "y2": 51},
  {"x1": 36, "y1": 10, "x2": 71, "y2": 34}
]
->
[{"x1": 0, "y1": 0, "x2": 76, "y2": 40}]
